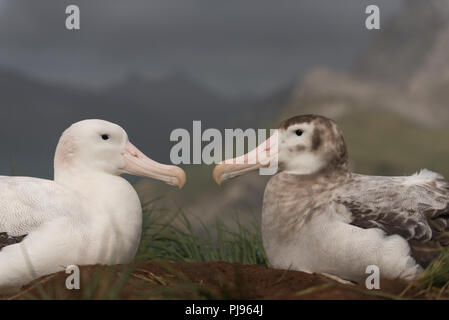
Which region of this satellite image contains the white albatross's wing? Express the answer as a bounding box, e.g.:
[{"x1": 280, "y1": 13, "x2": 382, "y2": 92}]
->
[
  {"x1": 0, "y1": 176, "x2": 79, "y2": 238},
  {"x1": 0, "y1": 176, "x2": 86, "y2": 292},
  {"x1": 335, "y1": 170, "x2": 449, "y2": 267}
]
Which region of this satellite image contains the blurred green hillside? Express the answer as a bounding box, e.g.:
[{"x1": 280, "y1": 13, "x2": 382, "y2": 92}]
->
[{"x1": 339, "y1": 110, "x2": 449, "y2": 177}]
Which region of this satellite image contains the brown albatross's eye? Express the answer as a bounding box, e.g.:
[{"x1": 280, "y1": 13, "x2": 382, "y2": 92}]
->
[{"x1": 295, "y1": 129, "x2": 304, "y2": 136}]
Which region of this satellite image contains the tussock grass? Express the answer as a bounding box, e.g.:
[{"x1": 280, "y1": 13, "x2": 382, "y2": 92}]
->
[
  {"x1": 418, "y1": 250, "x2": 449, "y2": 290},
  {"x1": 397, "y1": 248, "x2": 449, "y2": 299},
  {"x1": 137, "y1": 199, "x2": 268, "y2": 266}
]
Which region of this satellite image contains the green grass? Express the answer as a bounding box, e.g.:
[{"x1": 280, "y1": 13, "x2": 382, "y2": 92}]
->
[
  {"x1": 418, "y1": 250, "x2": 449, "y2": 290},
  {"x1": 399, "y1": 248, "x2": 449, "y2": 299},
  {"x1": 137, "y1": 199, "x2": 268, "y2": 266}
]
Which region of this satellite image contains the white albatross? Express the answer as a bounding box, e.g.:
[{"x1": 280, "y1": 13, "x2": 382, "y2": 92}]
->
[
  {"x1": 213, "y1": 114, "x2": 449, "y2": 283},
  {"x1": 0, "y1": 119, "x2": 186, "y2": 293}
]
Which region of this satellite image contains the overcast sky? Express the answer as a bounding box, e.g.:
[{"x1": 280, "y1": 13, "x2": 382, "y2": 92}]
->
[{"x1": 0, "y1": 0, "x2": 403, "y2": 96}]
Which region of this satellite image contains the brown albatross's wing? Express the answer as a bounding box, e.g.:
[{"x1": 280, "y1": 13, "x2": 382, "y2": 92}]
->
[{"x1": 334, "y1": 170, "x2": 449, "y2": 268}]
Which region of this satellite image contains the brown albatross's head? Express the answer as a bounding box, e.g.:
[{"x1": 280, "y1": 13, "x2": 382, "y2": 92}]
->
[{"x1": 213, "y1": 114, "x2": 349, "y2": 185}]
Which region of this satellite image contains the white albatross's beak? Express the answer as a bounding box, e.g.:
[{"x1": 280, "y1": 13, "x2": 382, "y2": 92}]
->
[
  {"x1": 213, "y1": 131, "x2": 279, "y2": 185},
  {"x1": 122, "y1": 141, "x2": 186, "y2": 189}
]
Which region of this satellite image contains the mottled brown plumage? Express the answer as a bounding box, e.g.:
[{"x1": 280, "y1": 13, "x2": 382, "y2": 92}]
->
[
  {"x1": 263, "y1": 169, "x2": 349, "y2": 245},
  {"x1": 335, "y1": 172, "x2": 449, "y2": 267},
  {"x1": 277, "y1": 115, "x2": 349, "y2": 173}
]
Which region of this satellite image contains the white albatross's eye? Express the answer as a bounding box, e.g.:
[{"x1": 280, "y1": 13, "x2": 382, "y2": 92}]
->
[
  {"x1": 295, "y1": 129, "x2": 304, "y2": 136},
  {"x1": 101, "y1": 134, "x2": 110, "y2": 141}
]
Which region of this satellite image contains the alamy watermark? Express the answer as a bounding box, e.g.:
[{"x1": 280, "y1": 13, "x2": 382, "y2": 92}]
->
[
  {"x1": 65, "y1": 5, "x2": 80, "y2": 30},
  {"x1": 169, "y1": 121, "x2": 279, "y2": 175},
  {"x1": 365, "y1": 5, "x2": 380, "y2": 30},
  {"x1": 65, "y1": 265, "x2": 80, "y2": 290},
  {"x1": 64, "y1": 4, "x2": 380, "y2": 31},
  {"x1": 365, "y1": 265, "x2": 380, "y2": 290}
]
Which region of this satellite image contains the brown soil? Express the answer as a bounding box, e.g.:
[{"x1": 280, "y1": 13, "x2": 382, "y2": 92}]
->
[{"x1": 2, "y1": 261, "x2": 431, "y2": 300}]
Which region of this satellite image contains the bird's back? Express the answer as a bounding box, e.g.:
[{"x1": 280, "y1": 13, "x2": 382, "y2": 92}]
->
[{"x1": 334, "y1": 170, "x2": 449, "y2": 267}]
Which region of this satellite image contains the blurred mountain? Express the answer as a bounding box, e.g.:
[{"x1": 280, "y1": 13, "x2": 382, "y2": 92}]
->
[
  {"x1": 105, "y1": 73, "x2": 230, "y2": 109},
  {"x1": 352, "y1": 0, "x2": 449, "y2": 85},
  {"x1": 283, "y1": 0, "x2": 449, "y2": 126},
  {"x1": 103, "y1": 72, "x2": 291, "y2": 128}
]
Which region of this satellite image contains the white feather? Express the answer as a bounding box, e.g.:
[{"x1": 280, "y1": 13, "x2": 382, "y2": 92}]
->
[{"x1": 403, "y1": 169, "x2": 442, "y2": 186}]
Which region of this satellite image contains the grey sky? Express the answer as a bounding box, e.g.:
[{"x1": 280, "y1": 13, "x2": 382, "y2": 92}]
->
[{"x1": 0, "y1": 0, "x2": 403, "y2": 96}]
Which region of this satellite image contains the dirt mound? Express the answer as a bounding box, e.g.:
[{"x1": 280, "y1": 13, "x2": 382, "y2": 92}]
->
[{"x1": 3, "y1": 261, "x2": 429, "y2": 300}]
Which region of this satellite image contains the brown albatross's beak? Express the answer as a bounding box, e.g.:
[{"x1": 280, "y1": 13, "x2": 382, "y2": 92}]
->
[{"x1": 213, "y1": 131, "x2": 278, "y2": 185}]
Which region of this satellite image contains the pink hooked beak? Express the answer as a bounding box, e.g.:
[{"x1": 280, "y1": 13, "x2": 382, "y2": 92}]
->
[
  {"x1": 122, "y1": 141, "x2": 186, "y2": 189},
  {"x1": 213, "y1": 131, "x2": 278, "y2": 185}
]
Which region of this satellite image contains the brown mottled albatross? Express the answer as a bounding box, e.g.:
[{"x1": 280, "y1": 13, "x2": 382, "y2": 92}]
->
[{"x1": 213, "y1": 114, "x2": 449, "y2": 283}]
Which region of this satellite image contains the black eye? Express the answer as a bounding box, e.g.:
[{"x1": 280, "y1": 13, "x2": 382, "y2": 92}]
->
[
  {"x1": 101, "y1": 134, "x2": 110, "y2": 141},
  {"x1": 295, "y1": 129, "x2": 303, "y2": 136}
]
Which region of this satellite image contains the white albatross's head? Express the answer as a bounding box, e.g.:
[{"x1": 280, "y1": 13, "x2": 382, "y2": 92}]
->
[{"x1": 54, "y1": 119, "x2": 186, "y2": 188}]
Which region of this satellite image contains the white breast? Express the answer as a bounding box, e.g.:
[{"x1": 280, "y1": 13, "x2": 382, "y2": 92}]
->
[{"x1": 63, "y1": 174, "x2": 143, "y2": 265}]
